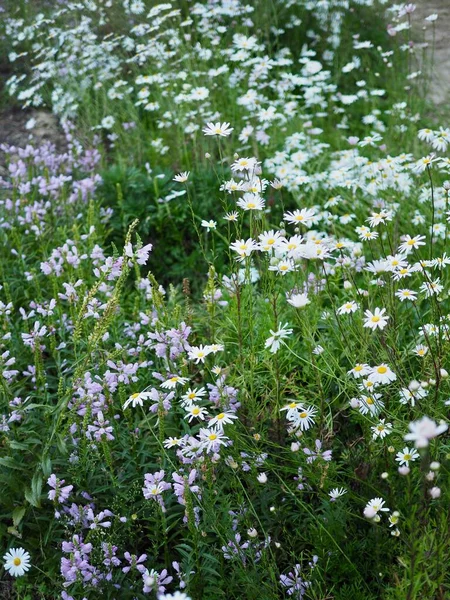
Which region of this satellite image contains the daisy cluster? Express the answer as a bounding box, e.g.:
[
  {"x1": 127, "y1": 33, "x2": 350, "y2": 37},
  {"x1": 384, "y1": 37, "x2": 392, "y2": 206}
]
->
[{"x1": 4, "y1": 0, "x2": 433, "y2": 166}]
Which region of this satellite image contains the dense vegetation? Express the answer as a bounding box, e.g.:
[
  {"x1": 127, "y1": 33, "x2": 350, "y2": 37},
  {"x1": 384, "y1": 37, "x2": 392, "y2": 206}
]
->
[{"x1": 0, "y1": 1, "x2": 449, "y2": 599}]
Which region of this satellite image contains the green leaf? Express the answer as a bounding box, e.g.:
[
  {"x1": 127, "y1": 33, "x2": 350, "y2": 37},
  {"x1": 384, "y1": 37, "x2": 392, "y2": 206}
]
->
[
  {"x1": 24, "y1": 488, "x2": 39, "y2": 508},
  {"x1": 0, "y1": 457, "x2": 27, "y2": 471},
  {"x1": 12, "y1": 506, "x2": 26, "y2": 527}
]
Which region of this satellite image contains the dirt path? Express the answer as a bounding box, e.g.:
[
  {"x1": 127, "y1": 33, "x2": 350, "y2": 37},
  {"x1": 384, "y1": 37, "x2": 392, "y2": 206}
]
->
[{"x1": 414, "y1": 0, "x2": 450, "y2": 108}]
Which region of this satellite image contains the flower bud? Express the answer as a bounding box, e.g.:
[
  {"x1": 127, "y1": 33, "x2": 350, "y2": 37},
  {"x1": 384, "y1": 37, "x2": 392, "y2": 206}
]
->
[{"x1": 429, "y1": 486, "x2": 441, "y2": 499}]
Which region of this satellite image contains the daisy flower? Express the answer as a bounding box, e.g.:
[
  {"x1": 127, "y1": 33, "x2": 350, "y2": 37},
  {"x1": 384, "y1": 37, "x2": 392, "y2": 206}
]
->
[
  {"x1": 358, "y1": 394, "x2": 384, "y2": 416},
  {"x1": 413, "y1": 344, "x2": 428, "y2": 357},
  {"x1": 161, "y1": 375, "x2": 189, "y2": 390},
  {"x1": 398, "y1": 234, "x2": 426, "y2": 254},
  {"x1": 268, "y1": 260, "x2": 296, "y2": 275},
  {"x1": 395, "y1": 289, "x2": 417, "y2": 301},
  {"x1": 337, "y1": 301, "x2": 359, "y2": 315},
  {"x1": 201, "y1": 219, "x2": 217, "y2": 231},
  {"x1": 286, "y1": 292, "x2": 310, "y2": 309},
  {"x1": 199, "y1": 427, "x2": 228, "y2": 453},
  {"x1": 187, "y1": 345, "x2": 212, "y2": 364},
  {"x1": 363, "y1": 307, "x2": 389, "y2": 331},
  {"x1": 367, "y1": 210, "x2": 393, "y2": 227},
  {"x1": 395, "y1": 447, "x2": 419, "y2": 466},
  {"x1": 185, "y1": 405, "x2": 208, "y2": 423},
  {"x1": 237, "y1": 194, "x2": 265, "y2": 211},
  {"x1": 181, "y1": 387, "x2": 207, "y2": 406},
  {"x1": 3, "y1": 548, "x2": 31, "y2": 577},
  {"x1": 229, "y1": 238, "x2": 258, "y2": 261},
  {"x1": 280, "y1": 401, "x2": 304, "y2": 420},
  {"x1": 420, "y1": 279, "x2": 443, "y2": 298},
  {"x1": 370, "y1": 364, "x2": 397, "y2": 385},
  {"x1": 348, "y1": 363, "x2": 371, "y2": 378},
  {"x1": 364, "y1": 497, "x2": 389, "y2": 519},
  {"x1": 163, "y1": 437, "x2": 182, "y2": 448},
  {"x1": 224, "y1": 211, "x2": 239, "y2": 222},
  {"x1": 329, "y1": 487, "x2": 347, "y2": 501},
  {"x1": 371, "y1": 419, "x2": 393, "y2": 440},
  {"x1": 258, "y1": 230, "x2": 284, "y2": 252},
  {"x1": 173, "y1": 171, "x2": 190, "y2": 183},
  {"x1": 203, "y1": 122, "x2": 233, "y2": 137},
  {"x1": 231, "y1": 157, "x2": 258, "y2": 172},
  {"x1": 123, "y1": 391, "x2": 153, "y2": 410},
  {"x1": 264, "y1": 323, "x2": 293, "y2": 354},
  {"x1": 283, "y1": 208, "x2": 317, "y2": 227},
  {"x1": 208, "y1": 412, "x2": 238, "y2": 429},
  {"x1": 411, "y1": 155, "x2": 438, "y2": 173},
  {"x1": 292, "y1": 405, "x2": 318, "y2": 431}
]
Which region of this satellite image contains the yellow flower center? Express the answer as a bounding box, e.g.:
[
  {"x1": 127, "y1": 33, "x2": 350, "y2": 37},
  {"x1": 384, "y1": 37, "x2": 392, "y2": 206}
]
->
[
  {"x1": 289, "y1": 402, "x2": 297, "y2": 408},
  {"x1": 217, "y1": 413, "x2": 225, "y2": 420},
  {"x1": 131, "y1": 393, "x2": 140, "y2": 399},
  {"x1": 13, "y1": 558, "x2": 21, "y2": 566},
  {"x1": 371, "y1": 316, "x2": 380, "y2": 322},
  {"x1": 209, "y1": 433, "x2": 217, "y2": 441},
  {"x1": 299, "y1": 412, "x2": 308, "y2": 418},
  {"x1": 377, "y1": 366, "x2": 387, "y2": 374},
  {"x1": 366, "y1": 397, "x2": 374, "y2": 405},
  {"x1": 354, "y1": 365, "x2": 363, "y2": 371}
]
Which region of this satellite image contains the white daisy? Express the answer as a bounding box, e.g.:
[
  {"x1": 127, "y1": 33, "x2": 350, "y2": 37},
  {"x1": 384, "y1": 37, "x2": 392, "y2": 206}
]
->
[{"x1": 3, "y1": 548, "x2": 31, "y2": 577}]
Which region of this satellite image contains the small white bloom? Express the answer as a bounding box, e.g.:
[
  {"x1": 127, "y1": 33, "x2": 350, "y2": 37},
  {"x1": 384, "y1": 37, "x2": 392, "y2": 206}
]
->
[{"x1": 3, "y1": 548, "x2": 31, "y2": 577}]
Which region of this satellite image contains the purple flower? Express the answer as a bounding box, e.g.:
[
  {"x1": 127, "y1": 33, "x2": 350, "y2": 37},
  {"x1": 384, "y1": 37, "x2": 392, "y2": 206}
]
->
[
  {"x1": 47, "y1": 474, "x2": 73, "y2": 503},
  {"x1": 172, "y1": 469, "x2": 200, "y2": 506},
  {"x1": 280, "y1": 564, "x2": 309, "y2": 598},
  {"x1": 302, "y1": 440, "x2": 332, "y2": 464},
  {"x1": 122, "y1": 552, "x2": 147, "y2": 574},
  {"x1": 142, "y1": 471, "x2": 172, "y2": 511},
  {"x1": 222, "y1": 533, "x2": 249, "y2": 564}
]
